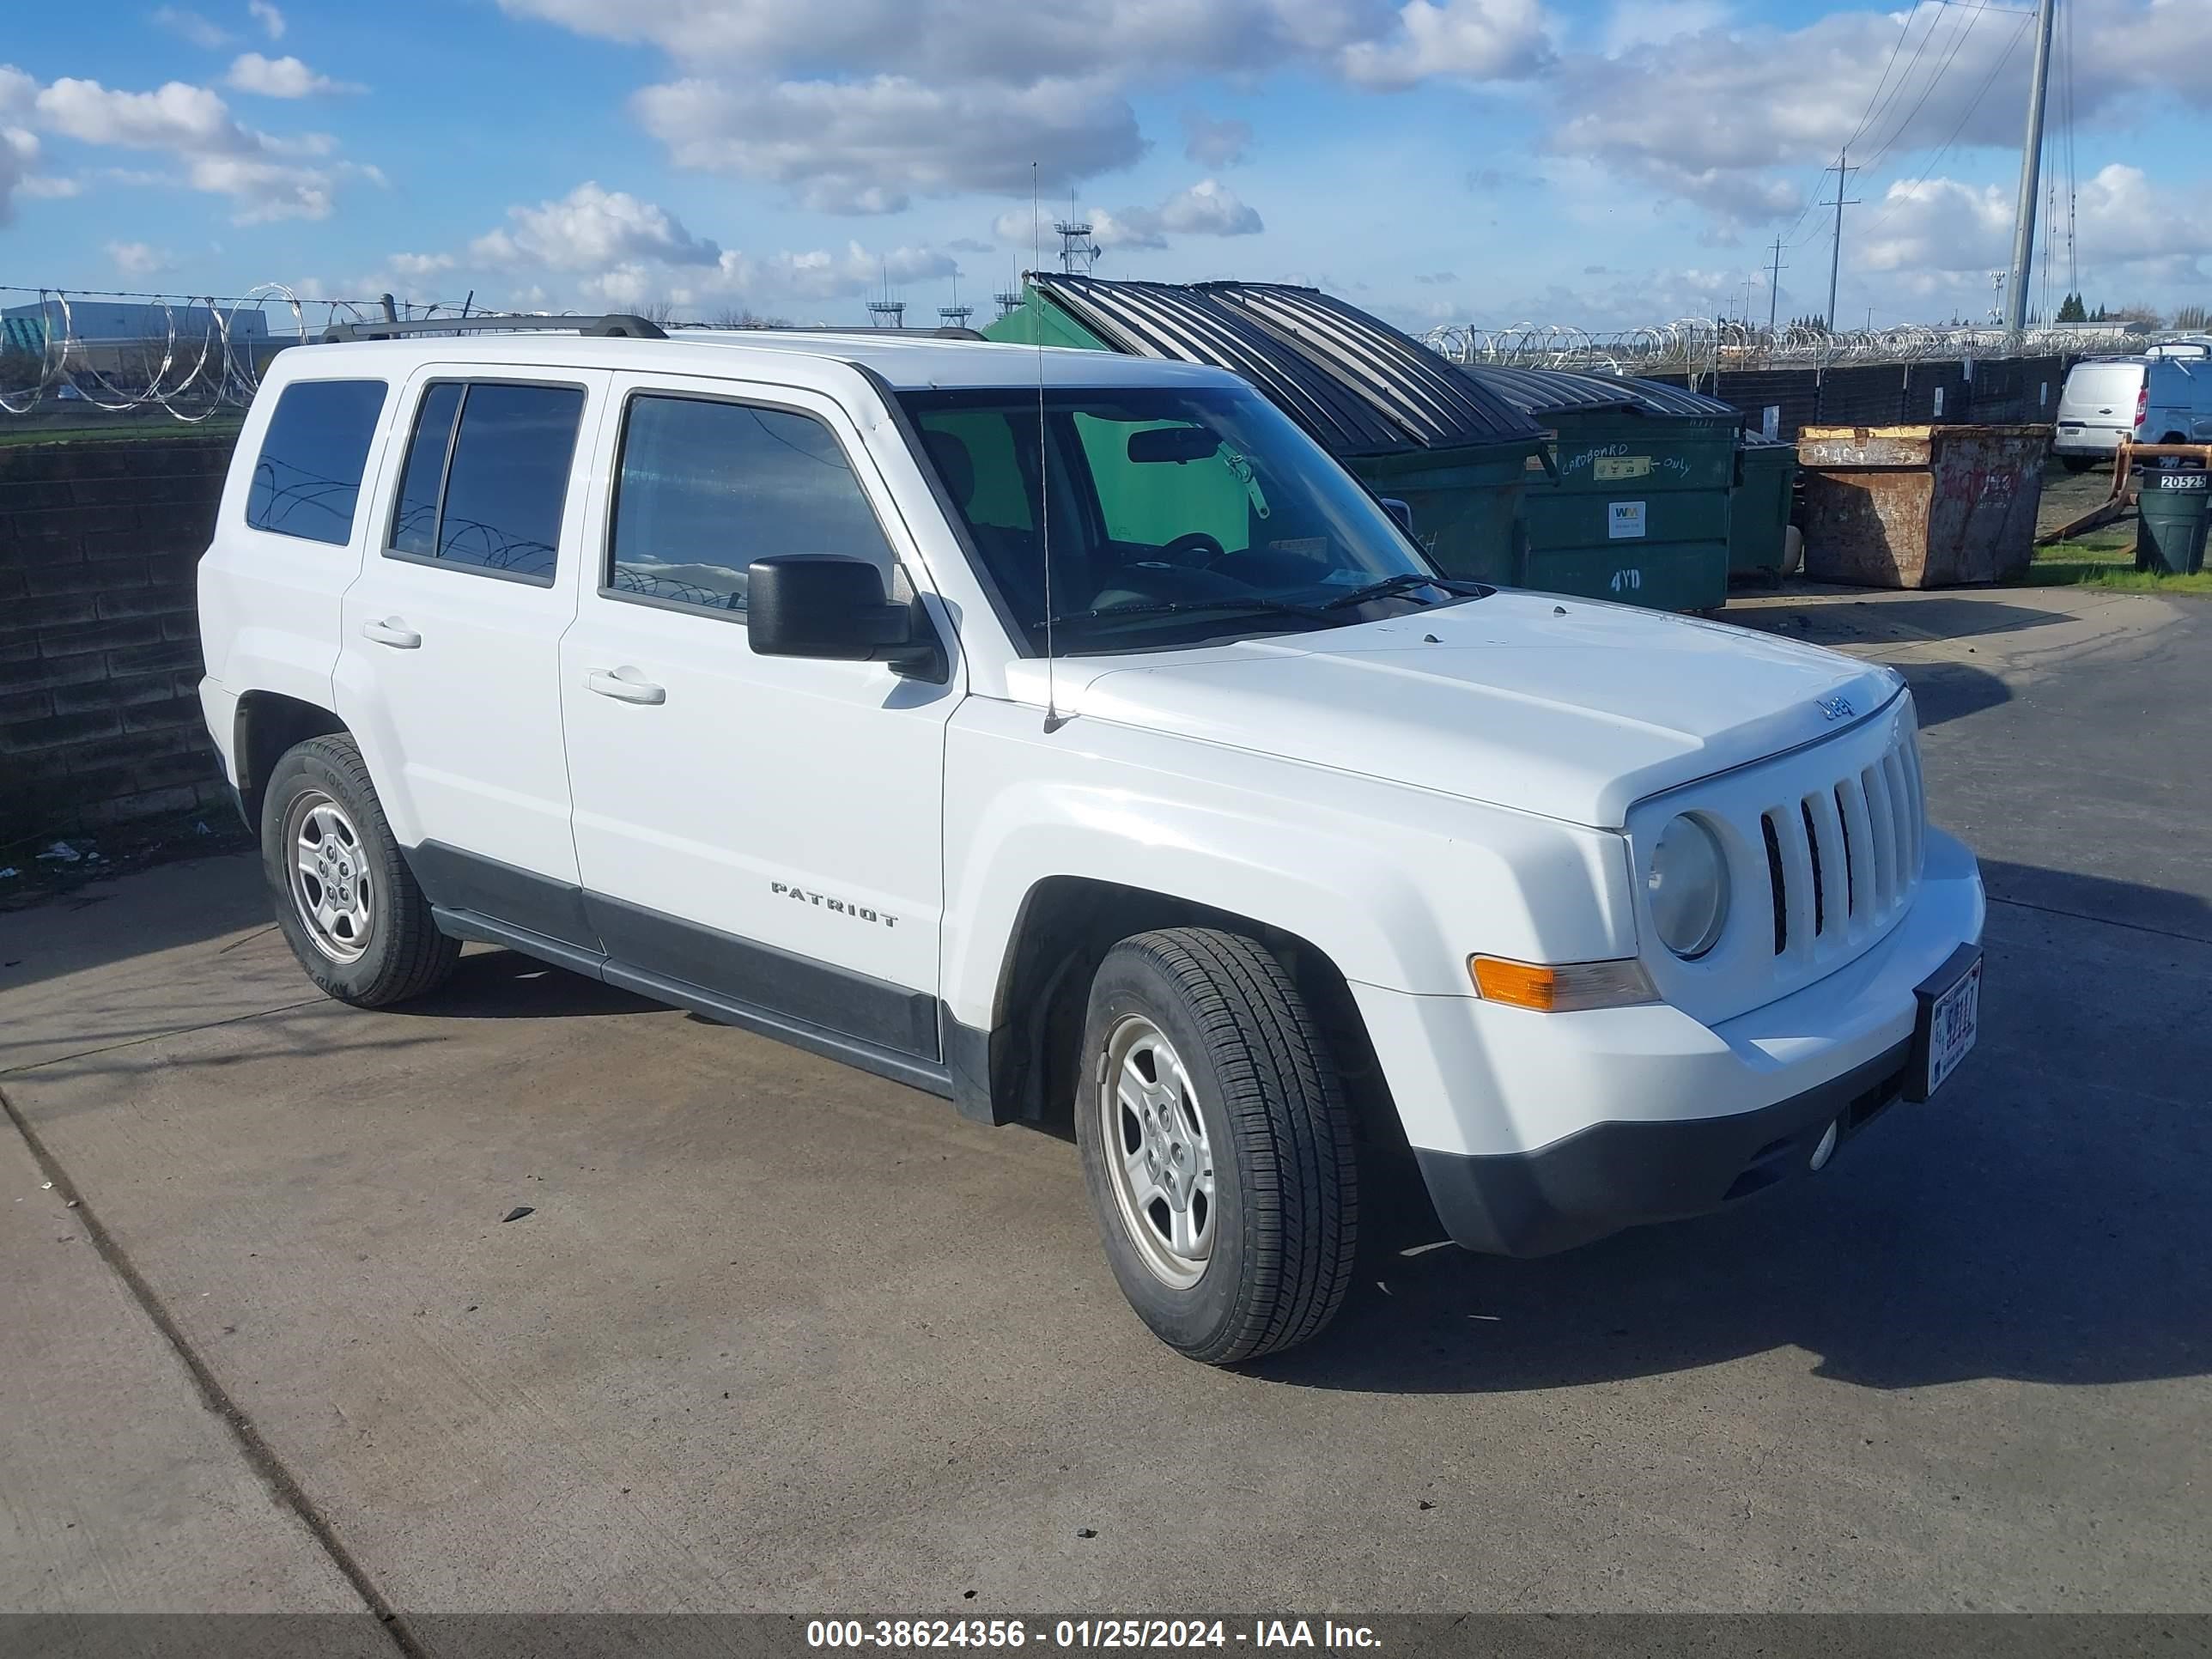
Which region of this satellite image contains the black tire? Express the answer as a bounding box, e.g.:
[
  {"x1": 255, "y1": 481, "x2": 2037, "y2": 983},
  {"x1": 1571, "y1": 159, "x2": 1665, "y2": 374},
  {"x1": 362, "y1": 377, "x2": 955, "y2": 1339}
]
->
[
  {"x1": 2060, "y1": 455, "x2": 2096, "y2": 474},
  {"x1": 1076, "y1": 928, "x2": 1358, "y2": 1364},
  {"x1": 260, "y1": 733, "x2": 459, "y2": 1007}
]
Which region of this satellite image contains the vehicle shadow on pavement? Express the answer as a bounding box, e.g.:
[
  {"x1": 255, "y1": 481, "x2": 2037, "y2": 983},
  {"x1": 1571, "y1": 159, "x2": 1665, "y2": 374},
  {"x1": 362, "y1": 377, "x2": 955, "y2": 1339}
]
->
[
  {"x1": 388, "y1": 946, "x2": 659, "y2": 1020},
  {"x1": 1261, "y1": 859, "x2": 2212, "y2": 1397}
]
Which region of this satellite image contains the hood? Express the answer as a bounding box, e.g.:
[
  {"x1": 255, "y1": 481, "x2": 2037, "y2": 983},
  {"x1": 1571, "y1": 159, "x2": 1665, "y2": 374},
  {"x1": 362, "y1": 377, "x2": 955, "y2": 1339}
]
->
[{"x1": 1022, "y1": 591, "x2": 1902, "y2": 828}]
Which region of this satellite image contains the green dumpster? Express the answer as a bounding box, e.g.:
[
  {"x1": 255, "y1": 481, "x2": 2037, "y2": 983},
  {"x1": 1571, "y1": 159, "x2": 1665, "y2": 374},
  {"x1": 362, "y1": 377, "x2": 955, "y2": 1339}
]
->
[
  {"x1": 1729, "y1": 432, "x2": 1799, "y2": 579},
  {"x1": 986, "y1": 277, "x2": 1548, "y2": 586},
  {"x1": 2137, "y1": 469, "x2": 2210, "y2": 575},
  {"x1": 1346, "y1": 442, "x2": 1537, "y2": 586},
  {"x1": 1468, "y1": 368, "x2": 1739, "y2": 612}
]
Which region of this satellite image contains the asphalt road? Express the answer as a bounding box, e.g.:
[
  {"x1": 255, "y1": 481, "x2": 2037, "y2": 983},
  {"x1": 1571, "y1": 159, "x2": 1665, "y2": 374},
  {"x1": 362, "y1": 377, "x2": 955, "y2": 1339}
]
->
[{"x1": 3, "y1": 585, "x2": 2208, "y2": 1620}]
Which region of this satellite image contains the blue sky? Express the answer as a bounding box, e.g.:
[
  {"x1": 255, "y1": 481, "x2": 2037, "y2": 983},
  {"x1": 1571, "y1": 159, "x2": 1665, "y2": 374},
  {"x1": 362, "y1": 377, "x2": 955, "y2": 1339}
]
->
[{"x1": 3, "y1": 0, "x2": 2209, "y2": 334}]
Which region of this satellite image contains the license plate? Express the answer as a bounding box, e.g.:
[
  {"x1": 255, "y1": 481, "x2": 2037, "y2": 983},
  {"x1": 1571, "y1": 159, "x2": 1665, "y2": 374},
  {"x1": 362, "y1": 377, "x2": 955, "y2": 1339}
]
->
[{"x1": 1908, "y1": 946, "x2": 1982, "y2": 1102}]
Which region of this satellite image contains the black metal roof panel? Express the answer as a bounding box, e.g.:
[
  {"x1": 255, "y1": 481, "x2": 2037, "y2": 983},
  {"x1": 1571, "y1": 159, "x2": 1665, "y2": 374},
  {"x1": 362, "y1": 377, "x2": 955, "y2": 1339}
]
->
[
  {"x1": 1458, "y1": 363, "x2": 1645, "y2": 416},
  {"x1": 1614, "y1": 375, "x2": 1743, "y2": 418},
  {"x1": 1028, "y1": 275, "x2": 1416, "y2": 457},
  {"x1": 1200, "y1": 283, "x2": 1544, "y2": 448}
]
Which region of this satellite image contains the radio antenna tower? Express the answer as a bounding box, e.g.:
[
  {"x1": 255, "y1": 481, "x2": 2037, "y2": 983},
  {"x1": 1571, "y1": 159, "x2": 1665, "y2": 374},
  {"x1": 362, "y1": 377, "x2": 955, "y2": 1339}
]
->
[
  {"x1": 994, "y1": 288, "x2": 1023, "y2": 319},
  {"x1": 1053, "y1": 194, "x2": 1101, "y2": 275},
  {"x1": 866, "y1": 260, "x2": 905, "y2": 328},
  {"x1": 938, "y1": 275, "x2": 973, "y2": 331}
]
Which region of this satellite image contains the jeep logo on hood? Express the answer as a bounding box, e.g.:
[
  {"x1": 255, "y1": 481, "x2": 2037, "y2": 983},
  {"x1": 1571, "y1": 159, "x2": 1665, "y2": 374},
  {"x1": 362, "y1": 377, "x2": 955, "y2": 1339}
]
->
[{"x1": 1818, "y1": 694, "x2": 1856, "y2": 722}]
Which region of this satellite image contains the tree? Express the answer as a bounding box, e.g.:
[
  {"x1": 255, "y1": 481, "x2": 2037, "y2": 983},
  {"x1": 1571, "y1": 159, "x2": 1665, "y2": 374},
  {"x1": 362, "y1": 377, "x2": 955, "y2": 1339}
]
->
[
  {"x1": 2056, "y1": 292, "x2": 2087, "y2": 324},
  {"x1": 2175, "y1": 305, "x2": 2210, "y2": 332}
]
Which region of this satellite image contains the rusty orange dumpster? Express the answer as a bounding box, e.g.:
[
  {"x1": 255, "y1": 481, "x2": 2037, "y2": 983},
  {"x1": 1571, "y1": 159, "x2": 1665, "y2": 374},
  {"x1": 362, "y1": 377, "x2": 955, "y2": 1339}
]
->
[{"x1": 1797, "y1": 424, "x2": 2050, "y2": 588}]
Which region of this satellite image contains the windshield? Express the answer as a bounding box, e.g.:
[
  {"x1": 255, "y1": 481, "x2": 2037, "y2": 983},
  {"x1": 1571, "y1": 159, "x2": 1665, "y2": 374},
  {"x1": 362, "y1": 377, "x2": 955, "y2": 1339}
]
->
[{"x1": 902, "y1": 385, "x2": 1463, "y2": 653}]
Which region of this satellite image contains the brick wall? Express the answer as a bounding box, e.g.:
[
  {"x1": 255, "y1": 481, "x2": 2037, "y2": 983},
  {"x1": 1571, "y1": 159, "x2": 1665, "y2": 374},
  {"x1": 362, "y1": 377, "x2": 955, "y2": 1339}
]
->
[{"x1": 0, "y1": 434, "x2": 240, "y2": 848}]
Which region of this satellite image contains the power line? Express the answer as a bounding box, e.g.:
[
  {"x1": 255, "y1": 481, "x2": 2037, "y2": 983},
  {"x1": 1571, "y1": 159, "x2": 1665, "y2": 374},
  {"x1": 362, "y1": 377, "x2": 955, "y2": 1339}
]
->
[
  {"x1": 1856, "y1": 0, "x2": 2019, "y2": 184},
  {"x1": 1854, "y1": 7, "x2": 2037, "y2": 245}
]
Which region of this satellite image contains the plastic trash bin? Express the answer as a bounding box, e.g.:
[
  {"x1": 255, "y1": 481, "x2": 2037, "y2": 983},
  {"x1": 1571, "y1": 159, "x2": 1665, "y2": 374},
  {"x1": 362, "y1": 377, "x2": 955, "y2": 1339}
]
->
[{"x1": 2137, "y1": 468, "x2": 2210, "y2": 575}]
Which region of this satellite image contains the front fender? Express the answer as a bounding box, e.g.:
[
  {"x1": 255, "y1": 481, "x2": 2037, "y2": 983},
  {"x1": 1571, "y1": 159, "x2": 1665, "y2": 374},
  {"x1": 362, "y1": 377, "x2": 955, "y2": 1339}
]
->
[{"x1": 939, "y1": 701, "x2": 1638, "y2": 1029}]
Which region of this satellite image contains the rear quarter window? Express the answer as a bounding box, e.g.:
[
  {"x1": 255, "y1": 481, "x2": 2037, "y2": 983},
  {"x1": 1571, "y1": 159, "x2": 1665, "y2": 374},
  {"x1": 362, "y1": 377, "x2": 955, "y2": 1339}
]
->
[{"x1": 246, "y1": 379, "x2": 388, "y2": 545}]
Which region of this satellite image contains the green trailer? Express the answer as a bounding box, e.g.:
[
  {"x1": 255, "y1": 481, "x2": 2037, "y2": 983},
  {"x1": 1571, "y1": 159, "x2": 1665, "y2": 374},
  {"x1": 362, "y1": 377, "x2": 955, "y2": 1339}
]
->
[
  {"x1": 1465, "y1": 368, "x2": 1741, "y2": 612},
  {"x1": 986, "y1": 278, "x2": 1548, "y2": 588}
]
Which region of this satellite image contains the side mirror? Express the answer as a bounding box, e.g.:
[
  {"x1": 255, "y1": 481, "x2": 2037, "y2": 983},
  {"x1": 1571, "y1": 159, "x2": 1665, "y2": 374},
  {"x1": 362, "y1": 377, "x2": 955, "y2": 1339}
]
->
[
  {"x1": 747, "y1": 555, "x2": 942, "y2": 678},
  {"x1": 1378, "y1": 496, "x2": 1414, "y2": 534}
]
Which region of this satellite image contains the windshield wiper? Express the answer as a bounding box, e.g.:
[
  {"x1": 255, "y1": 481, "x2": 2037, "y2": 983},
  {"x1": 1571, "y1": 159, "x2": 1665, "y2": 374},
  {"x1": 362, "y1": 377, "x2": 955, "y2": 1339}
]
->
[
  {"x1": 1028, "y1": 595, "x2": 1338, "y2": 633},
  {"x1": 1319, "y1": 573, "x2": 1489, "y2": 611}
]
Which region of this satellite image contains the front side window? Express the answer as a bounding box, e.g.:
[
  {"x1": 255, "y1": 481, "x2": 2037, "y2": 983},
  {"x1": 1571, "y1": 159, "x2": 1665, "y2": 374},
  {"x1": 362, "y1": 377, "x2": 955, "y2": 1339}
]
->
[
  {"x1": 387, "y1": 380, "x2": 585, "y2": 582},
  {"x1": 607, "y1": 394, "x2": 900, "y2": 618},
  {"x1": 246, "y1": 379, "x2": 387, "y2": 545},
  {"x1": 902, "y1": 386, "x2": 1456, "y2": 655}
]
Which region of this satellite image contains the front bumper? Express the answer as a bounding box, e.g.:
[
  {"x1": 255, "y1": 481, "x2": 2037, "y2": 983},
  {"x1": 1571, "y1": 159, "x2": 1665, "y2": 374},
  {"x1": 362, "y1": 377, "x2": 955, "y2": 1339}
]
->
[
  {"x1": 1354, "y1": 826, "x2": 1984, "y2": 1256},
  {"x1": 1415, "y1": 1035, "x2": 1911, "y2": 1255}
]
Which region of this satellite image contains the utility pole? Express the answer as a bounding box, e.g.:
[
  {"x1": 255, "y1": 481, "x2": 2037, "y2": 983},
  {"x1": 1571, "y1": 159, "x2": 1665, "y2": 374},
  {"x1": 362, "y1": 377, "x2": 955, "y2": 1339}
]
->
[
  {"x1": 2004, "y1": 0, "x2": 2058, "y2": 334},
  {"x1": 1766, "y1": 237, "x2": 1789, "y2": 331},
  {"x1": 1822, "y1": 149, "x2": 1860, "y2": 332}
]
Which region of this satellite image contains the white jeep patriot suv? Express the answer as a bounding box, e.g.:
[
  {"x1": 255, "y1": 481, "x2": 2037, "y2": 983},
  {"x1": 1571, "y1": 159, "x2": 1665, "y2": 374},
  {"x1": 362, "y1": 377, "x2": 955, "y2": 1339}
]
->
[{"x1": 197, "y1": 314, "x2": 1985, "y2": 1364}]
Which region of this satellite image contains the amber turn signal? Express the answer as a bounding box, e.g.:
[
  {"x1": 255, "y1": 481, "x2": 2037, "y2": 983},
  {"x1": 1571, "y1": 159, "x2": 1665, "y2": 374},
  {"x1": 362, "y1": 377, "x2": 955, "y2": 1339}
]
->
[{"x1": 1468, "y1": 955, "x2": 1658, "y2": 1012}]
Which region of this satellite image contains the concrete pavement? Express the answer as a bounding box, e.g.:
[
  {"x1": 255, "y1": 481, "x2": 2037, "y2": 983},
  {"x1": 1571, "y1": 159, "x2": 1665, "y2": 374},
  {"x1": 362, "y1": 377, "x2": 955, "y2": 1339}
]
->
[{"x1": 3, "y1": 584, "x2": 2208, "y2": 1619}]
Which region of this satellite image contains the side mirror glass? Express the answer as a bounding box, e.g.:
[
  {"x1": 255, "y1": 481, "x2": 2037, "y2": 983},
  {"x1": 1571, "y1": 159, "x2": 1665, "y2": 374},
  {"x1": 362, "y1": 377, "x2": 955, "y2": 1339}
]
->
[{"x1": 747, "y1": 555, "x2": 940, "y2": 678}]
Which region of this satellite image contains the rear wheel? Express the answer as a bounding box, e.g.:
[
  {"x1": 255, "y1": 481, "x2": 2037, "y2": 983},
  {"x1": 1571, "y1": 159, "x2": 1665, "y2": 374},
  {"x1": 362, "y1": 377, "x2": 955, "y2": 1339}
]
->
[
  {"x1": 1076, "y1": 928, "x2": 1358, "y2": 1364},
  {"x1": 2060, "y1": 454, "x2": 2096, "y2": 474},
  {"x1": 261, "y1": 734, "x2": 459, "y2": 1007}
]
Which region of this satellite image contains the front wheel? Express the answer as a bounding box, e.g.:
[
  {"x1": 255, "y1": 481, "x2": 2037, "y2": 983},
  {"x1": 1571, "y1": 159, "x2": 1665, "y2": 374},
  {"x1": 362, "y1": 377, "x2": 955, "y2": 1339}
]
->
[
  {"x1": 261, "y1": 734, "x2": 459, "y2": 1007},
  {"x1": 1076, "y1": 929, "x2": 1358, "y2": 1364}
]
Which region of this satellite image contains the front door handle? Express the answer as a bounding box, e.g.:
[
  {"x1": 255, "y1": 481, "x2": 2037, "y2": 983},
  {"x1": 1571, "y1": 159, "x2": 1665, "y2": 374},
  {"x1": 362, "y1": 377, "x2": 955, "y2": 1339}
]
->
[
  {"x1": 584, "y1": 667, "x2": 666, "y2": 706},
  {"x1": 362, "y1": 617, "x2": 421, "y2": 649}
]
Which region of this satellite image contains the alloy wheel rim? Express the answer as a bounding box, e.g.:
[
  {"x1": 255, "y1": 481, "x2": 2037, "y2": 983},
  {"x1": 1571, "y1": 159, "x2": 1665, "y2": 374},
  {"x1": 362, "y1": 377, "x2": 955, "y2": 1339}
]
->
[
  {"x1": 285, "y1": 791, "x2": 374, "y2": 963},
  {"x1": 1100, "y1": 1015, "x2": 1216, "y2": 1289}
]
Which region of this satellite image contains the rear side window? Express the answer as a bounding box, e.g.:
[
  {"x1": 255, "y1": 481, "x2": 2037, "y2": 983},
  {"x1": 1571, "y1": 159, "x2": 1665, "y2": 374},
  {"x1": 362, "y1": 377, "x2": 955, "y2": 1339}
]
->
[
  {"x1": 246, "y1": 379, "x2": 387, "y2": 545},
  {"x1": 606, "y1": 394, "x2": 902, "y2": 618},
  {"x1": 386, "y1": 380, "x2": 586, "y2": 583}
]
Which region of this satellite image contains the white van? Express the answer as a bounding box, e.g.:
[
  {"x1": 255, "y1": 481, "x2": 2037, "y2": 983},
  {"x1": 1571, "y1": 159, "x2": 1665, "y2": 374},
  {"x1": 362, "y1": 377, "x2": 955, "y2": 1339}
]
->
[
  {"x1": 195, "y1": 313, "x2": 1984, "y2": 1364},
  {"x1": 2053, "y1": 354, "x2": 2212, "y2": 470}
]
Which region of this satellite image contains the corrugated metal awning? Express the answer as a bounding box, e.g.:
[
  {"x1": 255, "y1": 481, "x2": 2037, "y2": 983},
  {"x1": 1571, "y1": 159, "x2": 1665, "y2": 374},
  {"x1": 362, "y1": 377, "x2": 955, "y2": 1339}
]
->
[
  {"x1": 1200, "y1": 283, "x2": 1545, "y2": 449},
  {"x1": 1025, "y1": 275, "x2": 1546, "y2": 458},
  {"x1": 1028, "y1": 276, "x2": 1414, "y2": 456}
]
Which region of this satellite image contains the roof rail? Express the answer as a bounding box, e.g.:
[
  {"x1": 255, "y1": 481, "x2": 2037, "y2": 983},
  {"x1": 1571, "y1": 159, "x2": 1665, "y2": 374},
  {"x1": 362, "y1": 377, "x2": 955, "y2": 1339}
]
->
[
  {"x1": 319, "y1": 313, "x2": 667, "y2": 343},
  {"x1": 714, "y1": 325, "x2": 988, "y2": 342}
]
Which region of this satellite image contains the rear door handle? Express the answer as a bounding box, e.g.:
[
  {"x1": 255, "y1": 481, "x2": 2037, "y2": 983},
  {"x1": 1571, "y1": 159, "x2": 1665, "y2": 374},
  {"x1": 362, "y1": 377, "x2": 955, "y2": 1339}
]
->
[
  {"x1": 584, "y1": 667, "x2": 666, "y2": 706},
  {"x1": 362, "y1": 618, "x2": 421, "y2": 649}
]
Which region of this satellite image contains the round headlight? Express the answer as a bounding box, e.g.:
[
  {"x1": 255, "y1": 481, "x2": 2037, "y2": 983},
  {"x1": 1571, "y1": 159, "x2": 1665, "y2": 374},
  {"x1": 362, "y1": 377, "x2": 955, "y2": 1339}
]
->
[{"x1": 1648, "y1": 815, "x2": 1729, "y2": 959}]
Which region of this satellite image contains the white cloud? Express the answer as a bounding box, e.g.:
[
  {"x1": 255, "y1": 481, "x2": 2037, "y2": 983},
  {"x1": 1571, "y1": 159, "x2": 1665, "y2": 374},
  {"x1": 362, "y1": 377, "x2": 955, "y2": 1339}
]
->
[
  {"x1": 635, "y1": 73, "x2": 1144, "y2": 212},
  {"x1": 505, "y1": 0, "x2": 1555, "y2": 205},
  {"x1": 34, "y1": 76, "x2": 255, "y2": 153},
  {"x1": 249, "y1": 0, "x2": 287, "y2": 40},
  {"x1": 0, "y1": 125, "x2": 32, "y2": 224},
  {"x1": 1600, "y1": 0, "x2": 1727, "y2": 55},
  {"x1": 7, "y1": 67, "x2": 368, "y2": 222},
  {"x1": 106, "y1": 240, "x2": 173, "y2": 276},
  {"x1": 228, "y1": 54, "x2": 361, "y2": 98},
  {"x1": 467, "y1": 181, "x2": 724, "y2": 270},
  {"x1": 1547, "y1": 0, "x2": 2212, "y2": 228},
  {"x1": 1858, "y1": 164, "x2": 2212, "y2": 281},
  {"x1": 151, "y1": 7, "x2": 231, "y2": 48},
  {"x1": 1182, "y1": 109, "x2": 1252, "y2": 167},
  {"x1": 383, "y1": 180, "x2": 963, "y2": 312},
  {"x1": 1340, "y1": 0, "x2": 1553, "y2": 90},
  {"x1": 1092, "y1": 179, "x2": 1266, "y2": 249}
]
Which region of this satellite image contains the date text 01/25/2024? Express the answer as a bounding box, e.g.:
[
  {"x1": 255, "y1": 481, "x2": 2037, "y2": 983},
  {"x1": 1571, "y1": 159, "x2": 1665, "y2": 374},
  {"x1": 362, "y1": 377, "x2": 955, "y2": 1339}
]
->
[{"x1": 805, "y1": 1620, "x2": 1381, "y2": 1650}]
